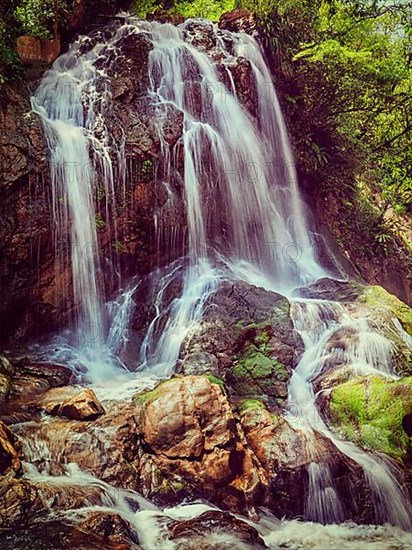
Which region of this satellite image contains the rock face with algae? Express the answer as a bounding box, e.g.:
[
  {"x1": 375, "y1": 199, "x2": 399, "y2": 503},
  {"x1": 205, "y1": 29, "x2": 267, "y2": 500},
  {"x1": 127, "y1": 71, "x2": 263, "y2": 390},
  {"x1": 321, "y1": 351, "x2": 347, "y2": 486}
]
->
[{"x1": 325, "y1": 375, "x2": 412, "y2": 462}]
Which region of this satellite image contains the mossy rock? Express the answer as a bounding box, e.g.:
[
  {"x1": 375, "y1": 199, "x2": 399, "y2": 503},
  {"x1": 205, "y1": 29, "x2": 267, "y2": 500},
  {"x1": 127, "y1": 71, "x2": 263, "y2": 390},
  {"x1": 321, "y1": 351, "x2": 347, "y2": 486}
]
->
[
  {"x1": 230, "y1": 343, "x2": 290, "y2": 403},
  {"x1": 133, "y1": 378, "x2": 177, "y2": 408},
  {"x1": 238, "y1": 399, "x2": 266, "y2": 414},
  {"x1": 329, "y1": 375, "x2": 412, "y2": 461},
  {"x1": 358, "y1": 286, "x2": 412, "y2": 336}
]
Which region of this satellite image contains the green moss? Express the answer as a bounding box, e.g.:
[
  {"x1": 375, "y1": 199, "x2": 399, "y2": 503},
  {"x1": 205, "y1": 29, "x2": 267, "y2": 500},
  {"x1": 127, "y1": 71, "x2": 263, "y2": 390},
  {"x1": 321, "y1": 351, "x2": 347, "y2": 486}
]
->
[
  {"x1": 205, "y1": 374, "x2": 225, "y2": 389},
  {"x1": 330, "y1": 375, "x2": 412, "y2": 461},
  {"x1": 233, "y1": 349, "x2": 274, "y2": 379},
  {"x1": 358, "y1": 286, "x2": 412, "y2": 335},
  {"x1": 94, "y1": 212, "x2": 106, "y2": 229},
  {"x1": 239, "y1": 399, "x2": 266, "y2": 413},
  {"x1": 231, "y1": 344, "x2": 289, "y2": 401}
]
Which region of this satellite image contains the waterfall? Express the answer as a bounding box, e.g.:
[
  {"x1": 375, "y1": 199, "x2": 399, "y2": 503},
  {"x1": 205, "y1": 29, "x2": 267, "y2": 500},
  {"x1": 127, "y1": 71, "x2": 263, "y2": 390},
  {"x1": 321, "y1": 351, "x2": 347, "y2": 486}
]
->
[
  {"x1": 28, "y1": 16, "x2": 411, "y2": 532},
  {"x1": 32, "y1": 18, "x2": 326, "y2": 377},
  {"x1": 31, "y1": 34, "x2": 123, "y2": 375},
  {"x1": 138, "y1": 19, "x2": 326, "y2": 373},
  {"x1": 287, "y1": 299, "x2": 411, "y2": 529}
]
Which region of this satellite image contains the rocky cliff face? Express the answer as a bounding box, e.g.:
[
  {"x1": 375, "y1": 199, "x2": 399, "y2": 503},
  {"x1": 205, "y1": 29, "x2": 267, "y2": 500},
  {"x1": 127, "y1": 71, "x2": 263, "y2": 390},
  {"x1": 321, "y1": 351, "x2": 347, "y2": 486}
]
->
[{"x1": 0, "y1": 31, "x2": 185, "y2": 346}]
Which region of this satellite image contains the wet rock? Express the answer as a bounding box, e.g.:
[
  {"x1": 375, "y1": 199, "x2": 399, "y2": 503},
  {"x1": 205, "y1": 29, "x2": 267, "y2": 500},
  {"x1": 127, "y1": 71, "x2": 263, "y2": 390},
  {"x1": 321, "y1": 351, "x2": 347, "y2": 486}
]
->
[
  {"x1": 6, "y1": 359, "x2": 74, "y2": 410},
  {"x1": 134, "y1": 375, "x2": 268, "y2": 512},
  {"x1": 238, "y1": 401, "x2": 368, "y2": 522},
  {"x1": 0, "y1": 354, "x2": 13, "y2": 402},
  {"x1": 314, "y1": 365, "x2": 355, "y2": 392},
  {"x1": 1, "y1": 519, "x2": 137, "y2": 550},
  {"x1": 179, "y1": 281, "x2": 303, "y2": 405},
  {"x1": 40, "y1": 387, "x2": 105, "y2": 420},
  {"x1": 357, "y1": 285, "x2": 412, "y2": 336},
  {"x1": 78, "y1": 511, "x2": 140, "y2": 547},
  {"x1": 0, "y1": 478, "x2": 42, "y2": 528},
  {"x1": 168, "y1": 510, "x2": 267, "y2": 549},
  {"x1": 325, "y1": 375, "x2": 412, "y2": 462},
  {"x1": 13, "y1": 401, "x2": 140, "y2": 487},
  {"x1": 294, "y1": 278, "x2": 364, "y2": 302},
  {"x1": 0, "y1": 421, "x2": 21, "y2": 476}
]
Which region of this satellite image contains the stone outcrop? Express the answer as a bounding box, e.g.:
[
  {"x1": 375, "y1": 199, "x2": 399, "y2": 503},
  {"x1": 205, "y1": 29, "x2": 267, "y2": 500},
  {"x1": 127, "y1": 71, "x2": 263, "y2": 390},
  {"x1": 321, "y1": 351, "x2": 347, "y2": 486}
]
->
[
  {"x1": 238, "y1": 400, "x2": 372, "y2": 522},
  {"x1": 40, "y1": 387, "x2": 105, "y2": 420},
  {"x1": 179, "y1": 281, "x2": 303, "y2": 406},
  {"x1": 134, "y1": 375, "x2": 267, "y2": 512},
  {"x1": 0, "y1": 478, "x2": 42, "y2": 529},
  {"x1": 0, "y1": 421, "x2": 21, "y2": 476}
]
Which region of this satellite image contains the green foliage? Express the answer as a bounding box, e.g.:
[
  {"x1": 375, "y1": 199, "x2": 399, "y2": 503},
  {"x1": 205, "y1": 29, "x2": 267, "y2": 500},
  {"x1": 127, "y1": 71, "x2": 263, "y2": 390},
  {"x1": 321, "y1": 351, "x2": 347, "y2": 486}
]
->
[
  {"x1": 330, "y1": 375, "x2": 412, "y2": 461},
  {"x1": 174, "y1": 0, "x2": 235, "y2": 21},
  {"x1": 133, "y1": 0, "x2": 160, "y2": 18},
  {"x1": 15, "y1": 0, "x2": 54, "y2": 39}
]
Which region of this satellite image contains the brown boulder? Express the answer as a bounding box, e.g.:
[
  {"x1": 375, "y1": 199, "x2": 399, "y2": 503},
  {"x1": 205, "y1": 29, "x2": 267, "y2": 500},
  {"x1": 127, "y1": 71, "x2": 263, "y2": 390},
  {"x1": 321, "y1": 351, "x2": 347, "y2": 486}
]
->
[
  {"x1": 0, "y1": 477, "x2": 42, "y2": 528},
  {"x1": 239, "y1": 402, "x2": 371, "y2": 522},
  {"x1": 134, "y1": 376, "x2": 267, "y2": 512},
  {"x1": 78, "y1": 511, "x2": 140, "y2": 547},
  {"x1": 40, "y1": 387, "x2": 105, "y2": 420}
]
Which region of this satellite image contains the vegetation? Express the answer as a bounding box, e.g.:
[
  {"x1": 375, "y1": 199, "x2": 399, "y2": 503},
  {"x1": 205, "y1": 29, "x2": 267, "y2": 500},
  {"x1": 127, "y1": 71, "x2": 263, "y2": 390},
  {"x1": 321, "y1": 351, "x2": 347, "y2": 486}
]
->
[
  {"x1": 243, "y1": 0, "x2": 412, "y2": 262},
  {"x1": 358, "y1": 285, "x2": 412, "y2": 335},
  {"x1": 330, "y1": 375, "x2": 412, "y2": 461},
  {"x1": 174, "y1": 0, "x2": 234, "y2": 20}
]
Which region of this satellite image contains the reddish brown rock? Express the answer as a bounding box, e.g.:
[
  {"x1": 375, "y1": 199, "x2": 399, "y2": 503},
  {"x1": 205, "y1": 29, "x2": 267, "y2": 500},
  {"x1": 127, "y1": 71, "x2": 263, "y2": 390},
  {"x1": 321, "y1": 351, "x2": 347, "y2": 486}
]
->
[
  {"x1": 0, "y1": 421, "x2": 21, "y2": 476},
  {"x1": 134, "y1": 376, "x2": 268, "y2": 512},
  {"x1": 0, "y1": 478, "x2": 42, "y2": 528},
  {"x1": 40, "y1": 387, "x2": 105, "y2": 420}
]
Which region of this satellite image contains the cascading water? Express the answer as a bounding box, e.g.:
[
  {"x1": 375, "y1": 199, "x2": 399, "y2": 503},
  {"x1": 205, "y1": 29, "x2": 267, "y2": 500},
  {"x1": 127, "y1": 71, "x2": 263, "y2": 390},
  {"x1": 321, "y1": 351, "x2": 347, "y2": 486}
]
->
[
  {"x1": 287, "y1": 299, "x2": 412, "y2": 529},
  {"x1": 138, "y1": 19, "x2": 326, "y2": 374},
  {"x1": 31, "y1": 34, "x2": 125, "y2": 378},
  {"x1": 21, "y1": 14, "x2": 411, "y2": 542}
]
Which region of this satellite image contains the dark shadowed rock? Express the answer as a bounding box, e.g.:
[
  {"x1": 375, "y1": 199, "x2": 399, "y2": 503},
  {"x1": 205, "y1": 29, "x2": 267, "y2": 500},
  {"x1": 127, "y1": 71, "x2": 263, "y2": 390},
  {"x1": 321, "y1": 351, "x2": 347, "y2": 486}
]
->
[
  {"x1": 168, "y1": 510, "x2": 268, "y2": 549},
  {"x1": 179, "y1": 281, "x2": 303, "y2": 405}
]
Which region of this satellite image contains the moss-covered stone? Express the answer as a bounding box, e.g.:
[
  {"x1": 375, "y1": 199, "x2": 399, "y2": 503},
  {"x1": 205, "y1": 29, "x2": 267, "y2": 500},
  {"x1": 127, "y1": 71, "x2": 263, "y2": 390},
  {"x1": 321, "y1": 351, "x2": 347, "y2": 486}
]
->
[
  {"x1": 230, "y1": 342, "x2": 290, "y2": 403},
  {"x1": 329, "y1": 375, "x2": 412, "y2": 461},
  {"x1": 358, "y1": 286, "x2": 412, "y2": 335},
  {"x1": 238, "y1": 399, "x2": 266, "y2": 413}
]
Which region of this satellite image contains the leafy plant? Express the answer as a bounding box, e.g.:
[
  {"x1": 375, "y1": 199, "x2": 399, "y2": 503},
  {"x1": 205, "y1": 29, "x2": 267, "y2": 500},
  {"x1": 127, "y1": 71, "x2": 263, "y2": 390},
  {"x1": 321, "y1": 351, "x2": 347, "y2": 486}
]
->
[{"x1": 174, "y1": 0, "x2": 235, "y2": 21}]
